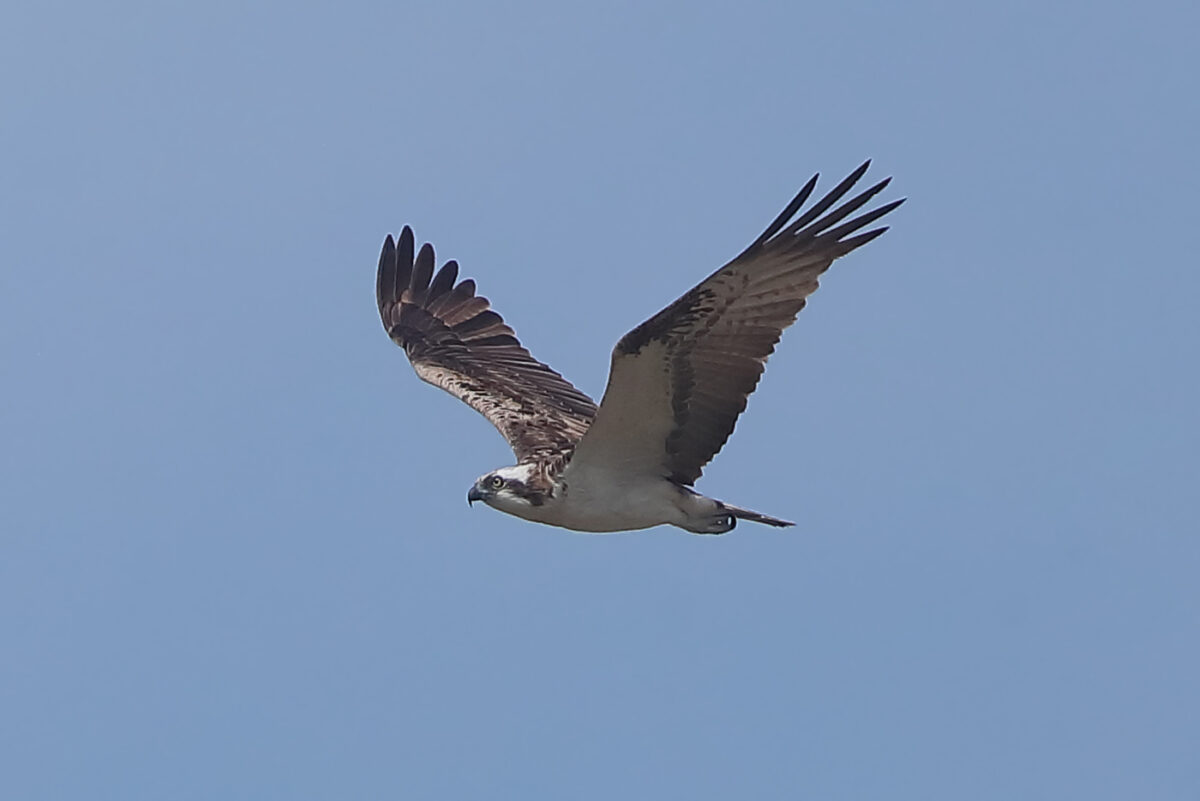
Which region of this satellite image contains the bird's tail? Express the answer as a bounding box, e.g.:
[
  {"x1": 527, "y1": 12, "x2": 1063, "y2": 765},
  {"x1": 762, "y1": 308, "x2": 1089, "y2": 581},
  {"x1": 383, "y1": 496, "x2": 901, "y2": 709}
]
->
[{"x1": 722, "y1": 502, "x2": 794, "y2": 528}]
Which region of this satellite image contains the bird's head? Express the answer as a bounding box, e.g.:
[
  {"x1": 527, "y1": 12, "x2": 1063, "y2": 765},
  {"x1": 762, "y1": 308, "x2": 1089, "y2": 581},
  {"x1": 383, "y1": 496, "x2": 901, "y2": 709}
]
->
[{"x1": 467, "y1": 464, "x2": 550, "y2": 515}]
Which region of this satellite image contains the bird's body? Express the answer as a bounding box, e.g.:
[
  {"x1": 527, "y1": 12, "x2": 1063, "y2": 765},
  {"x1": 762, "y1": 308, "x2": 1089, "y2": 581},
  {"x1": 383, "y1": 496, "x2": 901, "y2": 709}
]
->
[
  {"x1": 474, "y1": 462, "x2": 712, "y2": 533},
  {"x1": 377, "y1": 162, "x2": 903, "y2": 534}
]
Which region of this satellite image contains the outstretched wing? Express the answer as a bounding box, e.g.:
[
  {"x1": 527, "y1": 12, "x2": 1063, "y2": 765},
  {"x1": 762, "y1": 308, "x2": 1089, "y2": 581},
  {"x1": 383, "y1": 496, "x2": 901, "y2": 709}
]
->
[
  {"x1": 377, "y1": 227, "x2": 597, "y2": 462},
  {"x1": 568, "y1": 161, "x2": 903, "y2": 485}
]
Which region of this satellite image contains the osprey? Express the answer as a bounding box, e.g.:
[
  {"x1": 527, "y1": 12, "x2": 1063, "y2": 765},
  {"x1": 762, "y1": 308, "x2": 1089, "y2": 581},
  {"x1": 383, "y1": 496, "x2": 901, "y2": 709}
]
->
[{"x1": 377, "y1": 162, "x2": 902, "y2": 534}]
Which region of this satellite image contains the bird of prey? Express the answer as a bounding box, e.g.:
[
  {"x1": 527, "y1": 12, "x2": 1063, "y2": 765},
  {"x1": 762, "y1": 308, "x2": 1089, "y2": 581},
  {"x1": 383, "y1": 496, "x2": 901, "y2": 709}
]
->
[{"x1": 377, "y1": 162, "x2": 902, "y2": 534}]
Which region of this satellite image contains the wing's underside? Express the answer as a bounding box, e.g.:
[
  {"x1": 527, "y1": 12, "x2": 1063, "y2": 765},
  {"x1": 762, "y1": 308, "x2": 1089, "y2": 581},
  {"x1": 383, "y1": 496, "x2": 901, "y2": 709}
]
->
[
  {"x1": 377, "y1": 228, "x2": 597, "y2": 462},
  {"x1": 570, "y1": 161, "x2": 904, "y2": 484}
]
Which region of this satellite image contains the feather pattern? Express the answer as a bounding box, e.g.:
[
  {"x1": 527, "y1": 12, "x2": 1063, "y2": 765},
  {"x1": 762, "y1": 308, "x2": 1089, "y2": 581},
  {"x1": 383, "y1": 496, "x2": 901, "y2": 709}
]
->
[
  {"x1": 570, "y1": 161, "x2": 904, "y2": 485},
  {"x1": 377, "y1": 227, "x2": 597, "y2": 463}
]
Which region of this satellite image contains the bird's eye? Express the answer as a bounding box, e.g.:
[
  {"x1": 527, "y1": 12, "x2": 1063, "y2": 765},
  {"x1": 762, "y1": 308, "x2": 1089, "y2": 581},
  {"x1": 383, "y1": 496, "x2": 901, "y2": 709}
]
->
[{"x1": 489, "y1": 475, "x2": 505, "y2": 490}]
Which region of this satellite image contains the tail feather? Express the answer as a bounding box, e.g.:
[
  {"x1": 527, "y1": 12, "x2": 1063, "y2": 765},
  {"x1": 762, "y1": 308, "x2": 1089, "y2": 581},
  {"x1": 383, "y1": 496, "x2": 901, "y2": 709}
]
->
[{"x1": 723, "y1": 502, "x2": 794, "y2": 528}]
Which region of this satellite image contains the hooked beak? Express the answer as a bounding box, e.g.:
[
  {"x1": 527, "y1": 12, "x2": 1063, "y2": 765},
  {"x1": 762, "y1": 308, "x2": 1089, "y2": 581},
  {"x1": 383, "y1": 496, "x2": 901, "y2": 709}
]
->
[{"x1": 467, "y1": 485, "x2": 485, "y2": 506}]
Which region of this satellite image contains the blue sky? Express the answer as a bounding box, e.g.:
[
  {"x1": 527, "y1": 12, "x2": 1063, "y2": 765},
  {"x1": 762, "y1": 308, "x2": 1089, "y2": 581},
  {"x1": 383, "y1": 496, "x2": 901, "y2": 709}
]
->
[{"x1": 3, "y1": 0, "x2": 1198, "y2": 798}]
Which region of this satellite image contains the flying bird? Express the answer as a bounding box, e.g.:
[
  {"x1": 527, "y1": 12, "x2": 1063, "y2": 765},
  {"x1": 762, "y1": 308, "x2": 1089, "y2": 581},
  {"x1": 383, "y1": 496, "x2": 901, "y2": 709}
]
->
[{"x1": 377, "y1": 162, "x2": 902, "y2": 534}]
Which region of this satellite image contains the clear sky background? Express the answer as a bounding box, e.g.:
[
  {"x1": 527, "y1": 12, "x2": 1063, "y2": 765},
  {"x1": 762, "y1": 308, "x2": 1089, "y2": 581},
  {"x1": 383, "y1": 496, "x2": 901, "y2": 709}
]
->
[{"x1": 3, "y1": 1, "x2": 1197, "y2": 798}]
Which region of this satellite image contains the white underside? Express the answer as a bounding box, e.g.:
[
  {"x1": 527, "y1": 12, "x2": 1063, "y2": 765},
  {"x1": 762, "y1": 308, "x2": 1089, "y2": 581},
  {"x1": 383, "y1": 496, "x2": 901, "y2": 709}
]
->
[{"x1": 486, "y1": 464, "x2": 726, "y2": 533}]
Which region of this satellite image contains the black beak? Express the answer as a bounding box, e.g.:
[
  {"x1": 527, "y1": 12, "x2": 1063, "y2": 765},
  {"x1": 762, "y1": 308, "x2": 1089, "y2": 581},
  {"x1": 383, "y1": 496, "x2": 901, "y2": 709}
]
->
[{"x1": 467, "y1": 486, "x2": 484, "y2": 506}]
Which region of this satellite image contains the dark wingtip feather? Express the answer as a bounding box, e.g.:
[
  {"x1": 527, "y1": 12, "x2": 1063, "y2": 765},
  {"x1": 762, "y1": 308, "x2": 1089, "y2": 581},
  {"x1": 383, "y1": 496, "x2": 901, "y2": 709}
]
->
[
  {"x1": 834, "y1": 225, "x2": 890, "y2": 254},
  {"x1": 377, "y1": 234, "x2": 397, "y2": 313},
  {"x1": 819, "y1": 197, "x2": 906, "y2": 244},
  {"x1": 747, "y1": 172, "x2": 820, "y2": 251},
  {"x1": 397, "y1": 226, "x2": 414, "y2": 264},
  {"x1": 411, "y1": 242, "x2": 436, "y2": 295},
  {"x1": 428, "y1": 260, "x2": 459, "y2": 298},
  {"x1": 784, "y1": 161, "x2": 874, "y2": 233},
  {"x1": 802, "y1": 177, "x2": 895, "y2": 239},
  {"x1": 395, "y1": 228, "x2": 414, "y2": 295}
]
